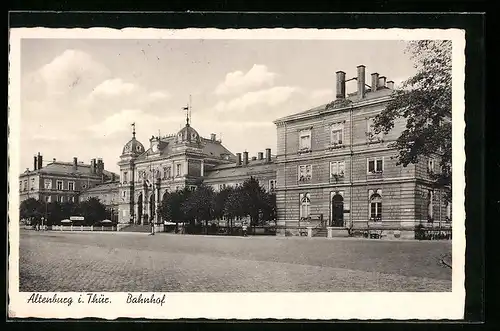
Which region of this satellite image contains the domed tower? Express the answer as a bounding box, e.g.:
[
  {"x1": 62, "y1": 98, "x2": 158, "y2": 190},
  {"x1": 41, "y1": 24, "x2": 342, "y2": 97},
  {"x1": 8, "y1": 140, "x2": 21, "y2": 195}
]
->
[
  {"x1": 118, "y1": 123, "x2": 145, "y2": 224},
  {"x1": 175, "y1": 116, "x2": 202, "y2": 146}
]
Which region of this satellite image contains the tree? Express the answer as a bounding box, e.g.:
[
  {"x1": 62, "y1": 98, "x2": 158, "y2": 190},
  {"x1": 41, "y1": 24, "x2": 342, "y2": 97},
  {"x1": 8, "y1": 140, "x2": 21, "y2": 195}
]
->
[
  {"x1": 19, "y1": 198, "x2": 43, "y2": 224},
  {"x1": 181, "y1": 184, "x2": 215, "y2": 234},
  {"x1": 213, "y1": 186, "x2": 234, "y2": 222},
  {"x1": 46, "y1": 201, "x2": 63, "y2": 225},
  {"x1": 60, "y1": 201, "x2": 80, "y2": 220},
  {"x1": 261, "y1": 192, "x2": 277, "y2": 224},
  {"x1": 373, "y1": 40, "x2": 452, "y2": 199},
  {"x1": 242, "y1": 177, "x2": 267, "y2": 226},
  {"x1": 224, "y1": 187, "x2": 247, "y2": 229},
  {"x1": 79, "y1": 197, "x2": 107, "y2": 225}
]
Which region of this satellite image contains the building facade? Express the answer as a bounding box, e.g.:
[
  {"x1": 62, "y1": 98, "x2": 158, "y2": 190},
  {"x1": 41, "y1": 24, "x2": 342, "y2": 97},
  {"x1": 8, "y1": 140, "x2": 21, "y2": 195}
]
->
[
  {"x1": 273, "y1": 65, "x2": 451, "y2": 238},
  {"x1": 79, "y1": 181, "x2": 120, "y2": 221},
  {"x1": 19, "y1": 153, "x2": 118, "y2": 204},
  {"x1": 117, "y1": 120, "x2": 277, "y2": 225}
]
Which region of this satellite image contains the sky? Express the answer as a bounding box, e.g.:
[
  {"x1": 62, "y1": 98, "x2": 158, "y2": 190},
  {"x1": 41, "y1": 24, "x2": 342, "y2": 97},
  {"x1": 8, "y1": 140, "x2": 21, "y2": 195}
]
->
[{"x1": 19, "y1": 38, "x2": 416, "y2": 174}]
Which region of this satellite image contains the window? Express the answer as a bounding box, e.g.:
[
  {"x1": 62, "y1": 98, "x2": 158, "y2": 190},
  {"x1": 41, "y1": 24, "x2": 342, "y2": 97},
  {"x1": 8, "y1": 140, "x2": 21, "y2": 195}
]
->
[
  {"x1": 68, "y1": 181, "x2": 75, "y2": 191},
  {"x1": 299, "y1": 193, "x2": 311, "y2": 219},
  {"x1": 19, "y1": 181, "x2": 22, "y2": 191},
  {"x1": 427, "y1": 190, "x2": 434, "y2": 222},
  {"x1": 30, "y1": 178, "x2": 35, "y2": 190},
  {"x1": 299, "y1": 129, "x2": 312, "y2": 151},
  {"x1": 23, "y1": 180, "x2": 27, "y2": 191},
  {"x1": 176, "y1": 164, "x2": 182, "y2": 177},
  {"x1": 70, "y1": 196, "x2": 75, "y2": 203},
  {"x1": 57, "y1": 195, "x2": 63, "y2": 203},
  {"x1": 446, "y1": 202, "x2": 452, "y2": 222},
  {"x1": 45, "y1": 196, "x2": 51, "y2": 203},
  {"x1": 123, "y1": 171, "x2": 128, "y2": 183},
  {"x1": 56, "y1": 180, "x2": 63, "y2": 190},
  {"x1": 330, "y1": 123, "x2": 344, "y2": 145},
  {"x1": 427, "y1": 158, "x2": 435, "y2": 173},
  {"x1": 369, "y1": 193, "x2": 382, "y2": 221},
  {"x1": 298, "y1": 165, "x2": 312, "y2": 182},
  {"x1": 122, "y1": 191, "x2": 126, "y2": 198},
  {"x1": 163, "y1": 166, "x2": 171, "y2": 179},
  {"x1": 269, "y1": 180, "x2": 276, "y2": 192},
  {"x1": 330, "y1": 161, "x2": 345, "y2": 178},
  {"x1": 366, "y1": 117, "x2": 383, "y2": 142},
  {"x1": 44, "y1": 179, "x2": 52, "y2": 190},
  {"x1": 367, "y1": 158, "x2": 383, "y2": 173}
]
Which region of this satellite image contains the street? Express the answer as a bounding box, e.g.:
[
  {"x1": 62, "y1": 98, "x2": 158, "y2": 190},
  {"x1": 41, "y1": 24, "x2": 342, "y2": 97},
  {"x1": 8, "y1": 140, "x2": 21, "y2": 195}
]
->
[{"x1": 19, "y1": 230, "x2": 452, "y2": 292}]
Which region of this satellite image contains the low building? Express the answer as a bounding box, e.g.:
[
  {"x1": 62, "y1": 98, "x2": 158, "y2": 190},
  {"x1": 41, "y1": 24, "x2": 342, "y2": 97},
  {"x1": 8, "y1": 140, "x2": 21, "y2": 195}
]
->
[
  {"x1": 19, "y1": 153, "x2": 118, "y2": 204},
  {"x1": 204, "y1": 149, "x2": 277, "y2": 193},
  {"x1": 79, "y1": 181, "x2": 121, "y2": 222}
]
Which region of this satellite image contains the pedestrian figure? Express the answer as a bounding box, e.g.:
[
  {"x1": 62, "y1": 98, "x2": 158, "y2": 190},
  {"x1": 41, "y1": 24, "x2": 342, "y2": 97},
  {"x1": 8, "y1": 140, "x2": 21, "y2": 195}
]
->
[
  {"x1": 150, "y1": 221, "x2": 155, "y2": 235},
  {"x1": 242, "y1": 222, "x2": 248, "y2": 237}
]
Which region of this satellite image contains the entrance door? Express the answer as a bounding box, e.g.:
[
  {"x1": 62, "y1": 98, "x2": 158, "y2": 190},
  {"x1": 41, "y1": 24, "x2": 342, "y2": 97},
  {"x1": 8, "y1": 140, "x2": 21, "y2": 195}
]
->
[
  {"x1": 331, "y1": 194, "x2": 344, "y2": 227},
  {"x1": 137, "y1": 193, "x2": 143, "y2": 225}
]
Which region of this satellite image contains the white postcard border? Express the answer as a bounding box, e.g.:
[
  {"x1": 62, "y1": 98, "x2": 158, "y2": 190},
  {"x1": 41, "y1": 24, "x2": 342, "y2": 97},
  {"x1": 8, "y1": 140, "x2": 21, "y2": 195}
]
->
[{"x1": 8, "y1": 27, "x2": 466, "y2": 320}]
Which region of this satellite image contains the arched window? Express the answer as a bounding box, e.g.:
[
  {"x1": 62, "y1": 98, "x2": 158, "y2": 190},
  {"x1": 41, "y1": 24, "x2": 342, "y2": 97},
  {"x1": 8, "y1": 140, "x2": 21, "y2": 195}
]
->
[
  {"x1": 369, "y1": 193, "x2": 382, "y2": 221},
  {"x1": 300, "y1": 193, "x2": 311, "y2": 219},
  {"x1": 427, "y1": 190, "x2": 434, "y2": 222}
]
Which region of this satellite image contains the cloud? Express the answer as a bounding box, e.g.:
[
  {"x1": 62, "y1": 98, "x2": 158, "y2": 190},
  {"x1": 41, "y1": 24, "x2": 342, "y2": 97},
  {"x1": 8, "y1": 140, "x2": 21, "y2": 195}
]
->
[
  {"x1": 148, "y1": 91, "x2": 171, "y2": 101},
  {"x1": 215, "y1": 64, "x2": 277, "y2": 95},
  {"x1": 311, "y1": 88, "x2": 334, "y2": 100},
  {"x1": 213, "y1": 86, "x2": 297, "y2": 113},
  {"x1": 87, "y1": 109, "x2": 150, "y2": 136},
  {"x1": 27, "y1": 49, "x2": 110, "y2": 98},
  {"x1": 85, "y1": 80, "x2": 171, "y2": 111},
  {"x1": 86, "y1": 109, "x2": 185, "y2": 139},
  {"x1": 89, "y1": 78, "x2": 138, "y2": 98}
]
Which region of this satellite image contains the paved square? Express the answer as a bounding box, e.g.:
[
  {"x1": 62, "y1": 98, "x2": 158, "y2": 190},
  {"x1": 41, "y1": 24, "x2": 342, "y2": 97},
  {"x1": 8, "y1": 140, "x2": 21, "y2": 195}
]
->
[{"x1": 19, "y1": 230, "x2": 452, "y2": 292}]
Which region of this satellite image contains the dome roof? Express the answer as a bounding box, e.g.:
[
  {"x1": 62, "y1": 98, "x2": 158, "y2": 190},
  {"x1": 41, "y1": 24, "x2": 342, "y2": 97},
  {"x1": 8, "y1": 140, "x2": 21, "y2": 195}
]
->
[
  {"x1": 176, "y1": 123, "x2": 201, "y2": 144},
  {"x1": 122, "y1": 137, "x2": 145, "y2": 155}
]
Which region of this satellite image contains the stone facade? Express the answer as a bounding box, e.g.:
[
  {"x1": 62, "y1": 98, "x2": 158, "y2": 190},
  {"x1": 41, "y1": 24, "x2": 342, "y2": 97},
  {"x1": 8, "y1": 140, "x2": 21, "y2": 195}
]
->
[
  {"x1": 19, "y1": 153, "x2": 117, "y2": 204},
  {"x1": 79, "y1": 181, "x2": 120, "y2": 221},
  {"x1": 273, "y1": 65, "x2": 451, "y2": 238}
]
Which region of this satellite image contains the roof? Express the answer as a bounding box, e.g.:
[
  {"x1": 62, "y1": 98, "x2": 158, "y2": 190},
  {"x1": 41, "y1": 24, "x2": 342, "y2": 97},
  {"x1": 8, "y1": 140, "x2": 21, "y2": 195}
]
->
[
  {"x1": 274, "y1": 87, "x2": 393, "y2": 124},
  {"x1": 22, "y1": 162, "x2": 118, "y2": 179},
  {"x1": 122, "y1": 137, "x2": 145, "y2": 155},
  {"x1": 135, "y1": 131, "x2": 236, "y2": 162},
  {"x1": 205, "y1": 158, "x2": 277, "y2": 180},
  {"x1": 80, "y1": 181, "x2": 120, "y2": 194}
]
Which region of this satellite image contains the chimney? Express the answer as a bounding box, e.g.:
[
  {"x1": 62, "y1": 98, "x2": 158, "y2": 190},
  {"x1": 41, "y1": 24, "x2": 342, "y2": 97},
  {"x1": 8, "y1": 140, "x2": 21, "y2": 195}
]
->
[
  {"x1": 371, "y1": 73, "x2": 379, "y2": 92},
  {"x1": 236, "y1": 153, "x2": 242, "y2": 166},
  {"x1": 258, "y1": 152, "x2": 264, "y2": 160},
  {"x1": 378, "y1": 76, "x2": 387, "y2": 88},
  {"x1": 91, "y1": 159, "x2": 96, "y2": 174},
  {"x1": 112, "y1": 173, "x2": 116, "y2": 182},
  {"x1": 335, "y1": 71, "x2": 346, "y2": 99},
  {"x1": 73, "y1": 157, "x2": 78, "y2": 171},
  {"x1": 37, "y1": 153, "x2": 42, "y2": 170},
  {"x1": 387, "y1": 80, "x2": 394, "y2": 89},
  {"x1": 357, "y1": 65, "x2": 366, "y2": 99},
  {"x1": 52, "y1": 158, "x2": 56, "y2": 163},
  {"x1": 243, "y1": 151, "x2": 249, "y2": 166},
  {"x1": 33, "y1": 155, "x2": 38, "y2": 171},
  {"x1": 97, "y1": 158, "x2": 104, "y2": 175},
  {"x1": 210, "y1": 133, "x2": 216, "y2": 141},
  {"x1": 265, "y1": 148, "x2": 271, "y2": 163}
]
